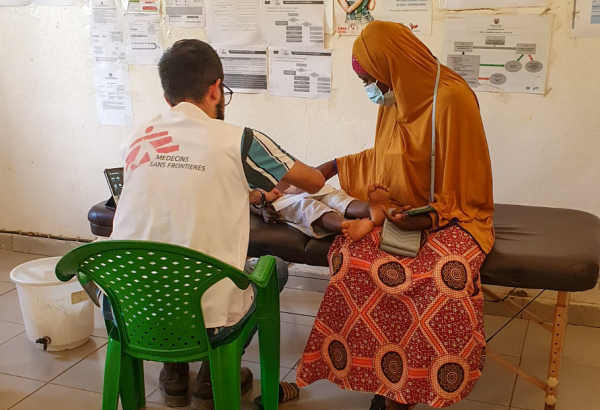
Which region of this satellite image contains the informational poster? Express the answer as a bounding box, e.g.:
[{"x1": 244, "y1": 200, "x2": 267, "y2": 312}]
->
[
  {"x1": 126, "y1": 0, "x2": 158, "y2": 12},
  {"x1": 441, "y1": 14, "x2": 552, "y2": 94},
  {"x1": 571, "y1": 0, "x2": 600, "y2": 38},
  {"x1": 260, "y1": 0, "x2": 324, "y2": 47},
  {"x1": 439, "y1": 0, "x2": 548, "y2": 9},
  {"x1": 268, "y1": 47, "x2": 332, "y2": 99},
  {"x1": 206, "y1": 0, "x2": 262, "y2": 45},
  {"x1": 32, "y1": 0, "x2": 80, "y2": 5},
  {"x1": 324, "y1": 0, "x2": 334, "y2": 33},
  {"x1": 213, "y1": 45, "x2": 268, "y2": 93},
  {"x1": 165, "y1": 0, "x2": 206, "y2": 27},
  {"x1": 0, "y1": 0, "x2": 28, "y2": 6},
  {"x1": 86, "y1": 0, "x2": 126, "y2": 63},
  {"x1": 335, "y1": 0, "x2": 432, "y2": 36},
  {"x1": 92, "y1": 64, "x2": 133, "y2": 126},
  {"x1": 123, "y1": 12, "x2": 164, "y2": 64}
]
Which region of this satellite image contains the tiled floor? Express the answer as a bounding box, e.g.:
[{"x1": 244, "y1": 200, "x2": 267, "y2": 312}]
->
[{"x1": 0, "y1": 249, "x2": 598, "y2": 410}]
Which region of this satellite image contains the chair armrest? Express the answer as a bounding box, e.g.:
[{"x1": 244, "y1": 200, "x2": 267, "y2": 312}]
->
[{"x1": 248, "y1": 256, "x2": 277, "y2": 288}]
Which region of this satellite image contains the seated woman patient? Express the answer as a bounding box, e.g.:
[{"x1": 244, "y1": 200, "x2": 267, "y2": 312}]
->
[{"x1": 255, "y1": 180, "x2": 394, "y2": 242}]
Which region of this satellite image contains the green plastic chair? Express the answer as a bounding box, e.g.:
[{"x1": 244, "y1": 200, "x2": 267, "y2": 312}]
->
[{"x1": 55, "y1": 240, "x2": 281, "y2": 410}]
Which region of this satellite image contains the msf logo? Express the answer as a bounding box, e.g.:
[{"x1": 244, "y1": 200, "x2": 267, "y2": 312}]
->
[{"x1": 125, "y1": 126, "x2": 179, "y2": 172}]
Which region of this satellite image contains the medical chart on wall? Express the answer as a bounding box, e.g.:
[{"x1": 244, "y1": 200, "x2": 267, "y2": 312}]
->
[
  {"x1": 31, "y1": 0, "x2": 80, "y2": 5},
  {"x1": 334, "y1": 0, "x2": 432, "y2": 36},
  {"x1": 441, "y1": 14, "x2": 552, "y2": 94},
  {"x1": 0, "y1": 0, "x2": 28, "y2": 6},
  {"x1": 126, "y1": 0, "x2": 158, "y2": 12},
  {"x1": 86, "y1": 0, "x2": 126, "y2": 63},
  {"x1": 123, "y1": 12, "x2": 164, "y2": 64},
  {"x1": 92, "y1": 64, "x2": 134, "y2": 126},
  {"x1": 165, "y1": 0, "x2": 205, "y2": 27},
  {"x1": 268, "y1": 47, "x2": 331, "y2": 99},
  {"x1": 213, "y1": 45, "x2": 268, "y2": 93},
  {"x1": 439, "y1": 0, "x2": 548, "y2": 9},
  {"x1": 571, "y1": 0, "x2": 600, "y2": 37},
  {"x1": 260, "y1": 0, "x2": 324, "y2": 47},
  {"x1": 206, "y1": 0, "x2": 262, "y2": 45}
]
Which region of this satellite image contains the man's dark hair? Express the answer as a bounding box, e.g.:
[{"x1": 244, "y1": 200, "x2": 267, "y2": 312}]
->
[{"x1": 158, "y1": 39, "x2": 224, "y2": 105}]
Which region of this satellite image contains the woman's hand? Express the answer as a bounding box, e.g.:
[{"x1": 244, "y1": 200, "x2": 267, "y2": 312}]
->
[{"x1": 382, "y1": 206, "x2": 433, "y2": 231}]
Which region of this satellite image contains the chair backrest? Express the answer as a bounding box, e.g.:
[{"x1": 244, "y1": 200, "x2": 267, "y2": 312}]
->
[{"x1": 56, "y1": 240, "x2": 251, "y2": 362}]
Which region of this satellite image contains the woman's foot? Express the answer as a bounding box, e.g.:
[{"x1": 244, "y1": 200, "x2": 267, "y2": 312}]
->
[
  {"x1": 368, "y1": 183, "x2": 391, "y2": 226},
  {"x1": 341, "y1": 219, "x2": 375, "y2": 242}
]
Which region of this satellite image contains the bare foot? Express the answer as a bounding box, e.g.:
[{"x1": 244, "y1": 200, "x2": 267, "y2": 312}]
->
[
  {"x1": 368, "y1": 183, "x2": 391, "y2": 226},
  {"x1": 341, "y1": 219, "x2": 375, "y2": 242}
]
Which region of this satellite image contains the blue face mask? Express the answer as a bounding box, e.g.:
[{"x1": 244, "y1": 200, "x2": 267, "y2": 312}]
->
[{"x1": 364, "y1": 81, "x2": 395, "y2": 106}]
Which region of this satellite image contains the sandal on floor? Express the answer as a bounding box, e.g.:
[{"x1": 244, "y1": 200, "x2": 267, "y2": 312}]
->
[
  {"x1": 369, "y1": 395, "x2": 386, "y2": 410},
  {"x1": 253, "y1": 382, "x2": 300, "y2": 409}
]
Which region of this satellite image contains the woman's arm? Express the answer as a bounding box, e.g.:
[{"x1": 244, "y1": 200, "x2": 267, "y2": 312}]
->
[
  {"x1": 337, "y1": 0, "x2": 352, "y2": 13},
  {"x1": 317, "y1": 159, "x2": 338, "y2": 182},
  {"x1": 338, "y1": 0, "x2": 364, "y2": 14}
]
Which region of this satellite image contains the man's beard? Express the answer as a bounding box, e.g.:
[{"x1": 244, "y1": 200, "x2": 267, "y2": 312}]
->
[{"x1": 216, "y1": 95, "x2": 225, "y2": 120}]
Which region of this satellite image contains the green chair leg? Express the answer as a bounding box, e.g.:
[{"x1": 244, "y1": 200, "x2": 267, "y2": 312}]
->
[
  {"x1": 209, "y1": 341, "x2": 243, "y2": 410},
  {"x1": 103, "y1": 336, "x2": 122, "y2": 410},
  {"x1": 132, "y1": 358, "x2": 146, "y2": 409},
  {"x1": 258, "y1": 318, "x2": 281, "y2": 410},
  {"x1": 120, "y1": 355, "x2": 140, "y2": 410}
]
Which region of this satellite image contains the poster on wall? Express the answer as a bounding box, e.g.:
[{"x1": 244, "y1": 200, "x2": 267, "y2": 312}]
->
[
  {"x1": 126, "y1": 0, "x2": 159, "y2": 12},
  {"x1": 0, "y1": 0, "x2": 28, "y2": 6},
  {"x1": 334, "y1": 0, "x2": 432, "y2": 36},
  {"x1": 260, "y1": 0, "x2": 325, "y2": 47},
  {"x1": 31, "y1": 0, "x2": 80, "y2": 5},
  {"x1": 123, "y1": 12, "x2": 164, "y2": 64},
  {"x1": 92, "y1": 64, "x2": 134, "y2": 126},
  {"x1": 439, "y1": 0, "x2": 548, "y2": 9},
  {"x1": 165, "y1": 0, "x2": 206, "y2": 28},
  {"x1": 268, "y1": 47, "x2": 332, "y2": 99},
  {"x1": 212, "y1": 44, "x2": 268, "y2": 93},
  {"x1": 571, "y1": 0, "x2": 600, "y2": 37},
  {"x1": 86, "y1": 0, "x2": 126, "y2": 63},
  {"x1": 441, "y1": 14, "x2": 552, "y2": 94},
  {"x1": 206, "y1": 0, "x2": 262, "y2": 44}
]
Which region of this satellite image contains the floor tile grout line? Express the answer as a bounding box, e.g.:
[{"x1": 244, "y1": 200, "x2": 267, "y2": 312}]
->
[
  {"x1": 0, "y1": 330, "x2": 26, "y2": 347},
  {"x1": 507, "y1": 319, "x2": 531, "y2": 409},
  {"x1": 47, "y1": 381, "x2": 105, "y2": 395},
  {"x1": 6, "y1": 381, "x2": 49, "y2": 410},
  {"x1": 0, "y1": 319, "x2": 24, "y2": 326},
  {"x1": 280, "y1": 310, "x2": 317, "y2": 319},
  {"x1": 45, "y1": 339, "x2": 109, "y2": 385},
  {"x1": 0, "y1": 371, "x2": 48, "y2": 383}
]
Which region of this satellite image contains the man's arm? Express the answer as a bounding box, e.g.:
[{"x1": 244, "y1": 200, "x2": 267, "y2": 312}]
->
[
  {"x1": 280, "y1": 161, "x2": 324, "y2": 194},
  {"x1": 241, "y1": 128, "x2": 324, "y2": 194}
]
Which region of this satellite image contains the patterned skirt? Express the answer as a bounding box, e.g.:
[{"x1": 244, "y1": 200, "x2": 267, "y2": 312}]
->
[{"x1": 296, "y1": 225, "x2": 487, "y2": 408}]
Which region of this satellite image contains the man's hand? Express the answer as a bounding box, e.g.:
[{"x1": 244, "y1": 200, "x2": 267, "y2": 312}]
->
[
  {"x1": 382, "y1": 206, "x2": 433, "y2": 231},
  {"x1": 262, "y1": 203, "x2": 282, "y2": 224}
]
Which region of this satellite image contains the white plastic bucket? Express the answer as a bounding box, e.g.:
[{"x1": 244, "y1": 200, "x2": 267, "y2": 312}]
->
[{"x1": 10, "y1": 257, "x2": 94, "y2": 351}]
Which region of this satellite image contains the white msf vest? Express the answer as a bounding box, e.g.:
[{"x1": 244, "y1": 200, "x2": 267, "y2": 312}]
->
[{"x1": 111, "y1": 102, "x2": 254, "y2": 328}]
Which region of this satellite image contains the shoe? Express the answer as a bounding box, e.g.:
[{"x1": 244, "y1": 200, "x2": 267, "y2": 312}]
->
[
  {"x1": 159, "y1": 363, "x2": 190, "y2": 407},
  {"x1": 191, "y1": 366, "x2": 254, "y2": 410}
]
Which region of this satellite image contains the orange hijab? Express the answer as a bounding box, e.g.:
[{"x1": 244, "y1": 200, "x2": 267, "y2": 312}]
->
[{"x1": 337, "y1": 21, "x2": 495, "y2": 253}]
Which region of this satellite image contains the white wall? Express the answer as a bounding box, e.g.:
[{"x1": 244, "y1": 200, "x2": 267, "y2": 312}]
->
[{"x1": 0, "y1": 0, "x2": 599, "y2": 243}]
